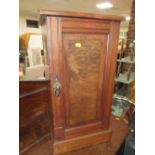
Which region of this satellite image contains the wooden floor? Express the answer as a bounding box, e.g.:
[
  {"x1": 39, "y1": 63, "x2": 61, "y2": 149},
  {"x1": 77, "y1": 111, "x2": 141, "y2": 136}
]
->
[{"x1": 21, "y1": 116, "x2": 130, "y2": 155}]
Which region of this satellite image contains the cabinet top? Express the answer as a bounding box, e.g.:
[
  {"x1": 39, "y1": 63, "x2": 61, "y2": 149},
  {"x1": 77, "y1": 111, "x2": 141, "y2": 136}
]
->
[{"x1": 40, "y1": 9, "x2": 124, "y2": 21}]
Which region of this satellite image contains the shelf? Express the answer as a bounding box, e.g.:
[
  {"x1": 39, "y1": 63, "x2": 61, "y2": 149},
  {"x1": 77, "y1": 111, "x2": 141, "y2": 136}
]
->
[
  {"x1": 117, "y1": 56, "x2": 135, "y2": 64},
  {"x1": 19, "y1": 87, "x2": 48, "y2": 99},
  {"x1": 114, "y1": 85, "x2": 129, "y2": 97},
  {"x1": 113, "y1": 94, "x2": 135, "y2": 105},
  {"x1": 115, "y1": 71, "x2": 135, "y2": 84}
]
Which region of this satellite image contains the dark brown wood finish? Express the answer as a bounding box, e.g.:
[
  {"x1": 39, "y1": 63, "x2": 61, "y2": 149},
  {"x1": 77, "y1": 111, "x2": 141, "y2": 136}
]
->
[
  {"x1": 19, "y1": 81, "x2": 52, "y2": 154},
  {"x1": 19, "y1": 80, "x2": 49, "y2": 95},
  {"x1": 20, "y1": 116, "x2": 130, "y2": 155},
  {"x1": 40, "y1": 9, "x2": 124, "y2": 21},
  {"x1": 102, "y1": 21, "x2": 121, "y2": 129},
  {"x1": 40, "y1": 10, "x2": 123, "y2": 154},
  {"x1": 54, "y1": 130, "x2": 112, "y2": 155}
]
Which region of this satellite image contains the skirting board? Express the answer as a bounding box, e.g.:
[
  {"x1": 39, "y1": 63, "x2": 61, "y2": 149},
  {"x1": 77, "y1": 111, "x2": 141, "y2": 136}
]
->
[{"x1": 53, "y1": 129, "x2": 112, "y2": 155}]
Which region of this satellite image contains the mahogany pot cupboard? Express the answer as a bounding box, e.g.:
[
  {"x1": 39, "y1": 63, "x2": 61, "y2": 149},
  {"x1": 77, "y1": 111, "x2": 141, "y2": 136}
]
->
[{"x1": 39, "y1": 10, "x2": 123, "y2": 155}]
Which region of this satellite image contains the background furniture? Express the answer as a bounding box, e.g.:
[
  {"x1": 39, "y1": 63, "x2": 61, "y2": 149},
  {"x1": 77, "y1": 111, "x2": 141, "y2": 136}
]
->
[
  {"x1": 24, "y1": 64, "x2": 45, "y2": 81},
  {"x1": 27, "y1": 48, "x2": 43, "y2": 66},
  {"x1": 40, "y1": 10, "x2": 123, "y2": 154},
  {"x1": 112, "y1": 0, "x2": 135, "y2": 123},
  {"x1": 19, "y1": 33, "x2": 49, "y2": 80},
  {"x1": 19, "y1": 81, "x2": 51, "y2": 154},
  {"x1": 19, "y1": 33, "x2": 43, "y2": 49},
  {"x1": 112, "y1": 39, "x2": 135, "y2": 122}
]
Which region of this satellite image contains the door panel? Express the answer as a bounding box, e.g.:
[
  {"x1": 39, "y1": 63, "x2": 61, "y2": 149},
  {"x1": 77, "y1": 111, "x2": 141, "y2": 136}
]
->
[
  {"x1": 47, "y1": 17, "x2": 120, "y2": 140},
  {"x1": 61, "y1": 33, "x2": 108, "y2": 128}
]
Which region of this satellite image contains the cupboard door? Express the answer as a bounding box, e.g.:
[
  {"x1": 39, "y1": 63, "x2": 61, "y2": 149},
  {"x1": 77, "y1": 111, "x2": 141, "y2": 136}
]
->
[
  {"x1": 49, "y1": 17, "x2": 119, "y2": 140},
  {"x1": 60, "y1": 32, "x2": 110, "y2": 138}
]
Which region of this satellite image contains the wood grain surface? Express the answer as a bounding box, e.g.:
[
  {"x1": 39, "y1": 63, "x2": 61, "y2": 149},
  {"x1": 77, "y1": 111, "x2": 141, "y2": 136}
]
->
[
  {"x1": 21, "y1": 116, "x2": 130, "y2": 155},
  {"x1": 19, "y1": 81, "x2": 51, "y2": 153},
  {"x1": 62, "y1": 33, "x2": 106, "y2": 127},
  {"x1": 39, "y1": 11, "x2": 121, "y2": 153},
  {"x1": 40, "y1": 10, "x2": 124, "y2": 21}
]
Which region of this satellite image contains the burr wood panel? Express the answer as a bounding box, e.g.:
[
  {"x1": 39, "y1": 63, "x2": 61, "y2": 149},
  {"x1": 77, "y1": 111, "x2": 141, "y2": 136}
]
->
[{"x1": 62, "y1": 33, "x2": 107, "y2": 127}]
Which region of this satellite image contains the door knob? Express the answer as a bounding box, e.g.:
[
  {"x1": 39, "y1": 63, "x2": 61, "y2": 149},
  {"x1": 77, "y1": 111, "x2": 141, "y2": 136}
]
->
[{"x1": 53, "y1": 76, "x2": 61, "y2": 97}]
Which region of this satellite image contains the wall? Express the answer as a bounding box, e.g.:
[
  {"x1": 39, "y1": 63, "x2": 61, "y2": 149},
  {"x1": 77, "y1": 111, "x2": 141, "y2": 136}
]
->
[{"x1": 19, "y1": 14, "x2": 42, "y2": 35}]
